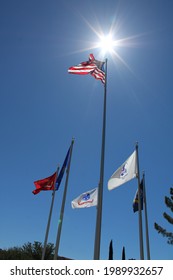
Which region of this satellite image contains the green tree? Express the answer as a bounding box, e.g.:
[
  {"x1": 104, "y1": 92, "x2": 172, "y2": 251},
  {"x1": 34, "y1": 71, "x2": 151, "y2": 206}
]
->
[
  {"x1": 0, "y1": 241, "x2": 55, "y2": 260},
  {"x1": 154, "y1": 187, "x2": 173, "y2": 245}
]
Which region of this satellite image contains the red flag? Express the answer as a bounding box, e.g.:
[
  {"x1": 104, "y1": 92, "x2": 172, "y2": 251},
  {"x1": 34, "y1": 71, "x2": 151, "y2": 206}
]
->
[{"x1": 32, "y1": 172, "x2": 56, "y2": 195}]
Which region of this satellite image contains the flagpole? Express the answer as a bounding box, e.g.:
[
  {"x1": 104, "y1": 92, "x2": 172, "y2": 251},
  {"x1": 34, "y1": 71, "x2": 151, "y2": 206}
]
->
[
  {"x1": 41, "y1": 166, "x2": 60, "y2": 260},
  {"x1": 142, "y1": 172, "x2": 151, "y2": 259},
  {"x1": 94, "y1": 58, "x2": 107, "y2": 260},
  {"x1": 54, "y1": 139, "x2": 74, "y2": 260},
  {"x1": 135, "y1": 143, "x2": 144, "y2": 260}
]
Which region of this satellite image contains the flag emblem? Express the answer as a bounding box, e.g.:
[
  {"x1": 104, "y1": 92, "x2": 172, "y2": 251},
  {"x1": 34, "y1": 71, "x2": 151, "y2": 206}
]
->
[
  {"x1": 120, "y1": 163, "x2": 128, "y2": 178},
  {"x1": 78, "y1": 193, "x2": 93, "y2": 206},
  {"x1": 71, "y1": 188, "x2": 98, "y2": 208}
]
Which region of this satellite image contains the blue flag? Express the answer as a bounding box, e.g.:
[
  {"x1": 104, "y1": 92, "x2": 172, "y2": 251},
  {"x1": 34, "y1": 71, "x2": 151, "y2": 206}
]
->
[
  {"x1": 55, "y1": 145, "x2": 71, "y2": 190},
  {"x1": 133, "y1": 179, "x2": 144, "y2": 213}
]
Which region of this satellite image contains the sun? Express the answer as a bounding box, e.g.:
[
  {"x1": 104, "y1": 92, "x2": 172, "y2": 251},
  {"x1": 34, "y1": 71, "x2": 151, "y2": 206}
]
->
[
  {"x1": 97, "y1": 34, "x2": 116, "y2": 55},
  {"x1": 70, "y1": 12, "x2": 143, "y2": 73}
]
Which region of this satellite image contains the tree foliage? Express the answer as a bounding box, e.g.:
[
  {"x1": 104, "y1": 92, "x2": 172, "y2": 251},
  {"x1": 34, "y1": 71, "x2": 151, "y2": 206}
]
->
[
  {"x1": 0, "y1": 241, "x2": 54, "y2": 260},
  {"x1": 154, "y1": 187, "x2": 173, "y2": 245}
]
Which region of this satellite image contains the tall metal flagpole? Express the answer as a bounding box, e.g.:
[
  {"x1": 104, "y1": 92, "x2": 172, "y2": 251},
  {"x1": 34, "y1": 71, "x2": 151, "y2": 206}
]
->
[
  {"x1": 54, "y1": 139, "x2": 74, "y2": 260},
  {"x1": 143, "y1": 172, "x2": 151, "y2": 260},
  {"x1": 42, "y1": 166, "x2": 60, "y2": 260},
  {"x1": 135, "y1": 143, "x2": 144, "y2": 260},
  {"x1": 94, "y1": 58, "x2": 107, "y2": 260}
]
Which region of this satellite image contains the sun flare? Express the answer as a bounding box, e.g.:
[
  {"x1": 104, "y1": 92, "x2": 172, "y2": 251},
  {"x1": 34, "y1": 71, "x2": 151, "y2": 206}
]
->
[
  {"x1": 70, "y1": 12, "x2": 144, "y2": 74},
  {"x1": 97, "y1": 34, "x2": 116, "y2": 54}
]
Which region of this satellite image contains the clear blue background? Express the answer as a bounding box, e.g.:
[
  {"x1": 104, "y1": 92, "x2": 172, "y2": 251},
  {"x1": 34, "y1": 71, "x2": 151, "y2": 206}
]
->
[{"x1": 0, "y1": 0, "x2": 173, "y2": 260}]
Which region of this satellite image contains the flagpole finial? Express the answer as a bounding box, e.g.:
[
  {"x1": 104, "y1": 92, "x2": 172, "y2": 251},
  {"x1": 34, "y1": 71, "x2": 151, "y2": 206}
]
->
[{"x1": 135, "y1": 142, "x2": 139, "y2": 152}]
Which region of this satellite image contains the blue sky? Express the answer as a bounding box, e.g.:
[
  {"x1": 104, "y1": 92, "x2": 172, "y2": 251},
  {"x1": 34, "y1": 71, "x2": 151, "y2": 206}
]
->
[{"x1": 0, "y1": 0, "x2": 173, "y2": 260}]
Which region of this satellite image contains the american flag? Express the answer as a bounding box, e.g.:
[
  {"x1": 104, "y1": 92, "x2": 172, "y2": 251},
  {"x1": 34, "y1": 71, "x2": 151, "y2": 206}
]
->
[{"x1": 68, "y1": 54, "x2": 105, "y2": 84}]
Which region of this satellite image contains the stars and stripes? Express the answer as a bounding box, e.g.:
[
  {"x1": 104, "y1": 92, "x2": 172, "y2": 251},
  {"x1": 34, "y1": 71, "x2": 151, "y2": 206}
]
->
[{"x1": 68, "y1": 54, "x2": 105, "y2": 84}]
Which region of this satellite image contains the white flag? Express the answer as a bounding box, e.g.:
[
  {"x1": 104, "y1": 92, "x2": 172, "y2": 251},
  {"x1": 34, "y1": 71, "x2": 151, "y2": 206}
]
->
[
  {"x1": 108, "y1": 150, "x2": 137, "y2": 191},
  {"x1": 71, "y1": 188, "x2": 98, "y2": 209}
]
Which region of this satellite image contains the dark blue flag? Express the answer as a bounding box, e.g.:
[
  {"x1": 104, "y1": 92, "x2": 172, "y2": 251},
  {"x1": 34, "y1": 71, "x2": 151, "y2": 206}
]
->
[
  {"x1": 133, "y1": 179, "x2": 144, "y2": 212},
  {"x1": 55, "y1": 145, "x2": 71, "y2": 190}
]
